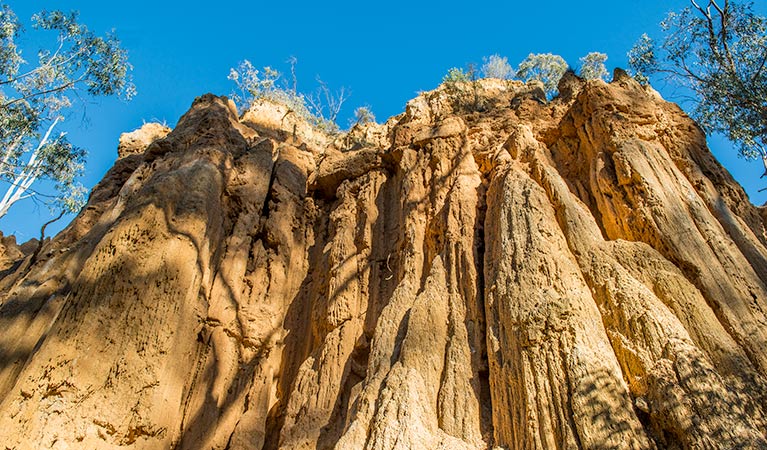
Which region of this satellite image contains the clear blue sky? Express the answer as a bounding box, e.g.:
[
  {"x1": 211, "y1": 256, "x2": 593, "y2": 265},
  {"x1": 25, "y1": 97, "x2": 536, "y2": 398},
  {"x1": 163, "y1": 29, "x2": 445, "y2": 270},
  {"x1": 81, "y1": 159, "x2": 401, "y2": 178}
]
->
[{"x1": 3, "y1": 0, "x2": 766, "y2": 240}]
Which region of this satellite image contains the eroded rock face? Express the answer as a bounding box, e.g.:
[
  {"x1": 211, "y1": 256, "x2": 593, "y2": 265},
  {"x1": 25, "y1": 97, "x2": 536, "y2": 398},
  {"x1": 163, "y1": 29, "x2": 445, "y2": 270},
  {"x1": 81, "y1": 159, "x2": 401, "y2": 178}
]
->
[
  {"x1": 0, "y1": 77, "x2": 766, "y2": 450},
  {"x1": 117, "y1": 122, "x2": 172, "y2": 158}
]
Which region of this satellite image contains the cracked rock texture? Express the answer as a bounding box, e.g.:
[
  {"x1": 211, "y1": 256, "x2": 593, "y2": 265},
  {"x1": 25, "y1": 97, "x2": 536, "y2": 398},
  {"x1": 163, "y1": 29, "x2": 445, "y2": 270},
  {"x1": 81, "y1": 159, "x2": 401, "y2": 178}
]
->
[{"x1": 0, "y1": 71, "x2": 766, "y2": 449}]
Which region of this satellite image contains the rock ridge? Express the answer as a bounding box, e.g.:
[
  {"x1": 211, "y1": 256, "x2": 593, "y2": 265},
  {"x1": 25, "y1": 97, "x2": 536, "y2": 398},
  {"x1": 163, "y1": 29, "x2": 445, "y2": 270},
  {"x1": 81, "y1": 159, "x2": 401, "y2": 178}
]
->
[{"x1": 0, "y1": 73, "x2": 765, "y2": 449}]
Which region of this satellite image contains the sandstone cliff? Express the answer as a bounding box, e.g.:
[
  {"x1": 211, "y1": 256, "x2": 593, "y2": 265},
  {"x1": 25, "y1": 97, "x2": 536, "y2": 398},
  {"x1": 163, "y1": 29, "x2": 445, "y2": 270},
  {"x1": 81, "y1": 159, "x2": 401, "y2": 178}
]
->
[{"x1": 0, "y1": 71, "x2": 766, "y2": 449}]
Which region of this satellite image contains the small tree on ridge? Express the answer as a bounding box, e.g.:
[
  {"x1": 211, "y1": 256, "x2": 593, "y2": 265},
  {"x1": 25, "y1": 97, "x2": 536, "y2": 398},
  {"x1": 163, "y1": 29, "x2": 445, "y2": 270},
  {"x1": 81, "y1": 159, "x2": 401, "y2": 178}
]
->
[
  {"x1": 516, "y1": 53, "x2": 569, "y2": 98},
  {"x1": 481, "y1": 54, "x2": 515, "y2": 80},
  {"x1": 579, "y1": 52, "x2": 609, "y2": 81}
]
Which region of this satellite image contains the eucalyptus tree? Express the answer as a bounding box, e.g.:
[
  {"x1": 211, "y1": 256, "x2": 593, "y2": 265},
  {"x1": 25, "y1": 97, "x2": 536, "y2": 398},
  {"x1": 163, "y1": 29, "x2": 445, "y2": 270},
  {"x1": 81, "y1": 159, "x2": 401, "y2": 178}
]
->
[
  {"x1": 0, "y1": 5, "x2": 134, "y2": 219},
  {"x1": 629, "y1": 0, "x2": 767, "y2": 180}
]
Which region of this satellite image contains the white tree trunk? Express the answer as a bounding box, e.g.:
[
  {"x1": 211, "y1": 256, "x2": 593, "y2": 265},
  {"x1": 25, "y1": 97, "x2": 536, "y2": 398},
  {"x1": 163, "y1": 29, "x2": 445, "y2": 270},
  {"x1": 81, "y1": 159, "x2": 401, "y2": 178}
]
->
[{"x1": 0, "y1": 117, "x2": 60, "y2": 219}]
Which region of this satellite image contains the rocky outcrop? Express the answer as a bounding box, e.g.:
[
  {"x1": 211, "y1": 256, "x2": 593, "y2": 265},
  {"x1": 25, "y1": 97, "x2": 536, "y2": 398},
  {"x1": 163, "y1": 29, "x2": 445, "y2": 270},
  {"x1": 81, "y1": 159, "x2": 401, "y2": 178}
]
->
[
  {"x1": 0, "y1": 73, "x2": 766, "y2": 450},
  {"x1": 117, "y1": 122, "x2": 172, "y2": 158},
  {"x1": 0, "y1": 233, "x2": 34, "y2": 271}
]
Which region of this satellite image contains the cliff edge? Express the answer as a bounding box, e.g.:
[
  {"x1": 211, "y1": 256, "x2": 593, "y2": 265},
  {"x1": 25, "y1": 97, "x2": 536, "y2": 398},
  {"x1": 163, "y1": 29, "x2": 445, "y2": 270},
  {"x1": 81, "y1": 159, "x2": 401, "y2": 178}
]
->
[{"x1": 0, "y1": 71, "x2": 766, "y2": 449}]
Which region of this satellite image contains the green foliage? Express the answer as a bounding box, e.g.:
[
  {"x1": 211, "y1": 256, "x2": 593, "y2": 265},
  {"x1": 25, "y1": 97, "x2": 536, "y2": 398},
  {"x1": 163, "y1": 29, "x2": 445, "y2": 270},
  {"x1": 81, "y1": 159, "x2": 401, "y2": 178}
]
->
[
  {"x1": 228, "y1": 60, "x2": 311, "y2": 118},
  {"x1": 444, "y1": 51, "x2": 612, "y2": 103},
  {"x1": 627, "y1": 33, "x2": 654, "y2": 85},
  {"x1": 481, "y1": 54, "x2": 514, "y2": 80},
  {"x1": 578, "y1": 52, "x2": 609, "y2": 81},
  {"x1": 628, "y1": 1, "x2": 767, "y2": 173},
  {"x1": 516, "y1": 53, "x2": 569, "y2": 98},
  {"x1": 228, "y1": 58, "x2": 347, "y2": 134},
  {"x1": 441, "y1": 63, "x2": 488, "y2": 111},
  {"x1": 0, "y1": 4, "x2": 134, "y2": 219},
  {"x1": 0, "y1": 6, "x2": 22, "y2": 77},
  {"x1": 353, "y1": 106, "x2": 376, "y2": 126},
  {"x1": 443, "y1": 67, "x2": 470, "y2": 84}
]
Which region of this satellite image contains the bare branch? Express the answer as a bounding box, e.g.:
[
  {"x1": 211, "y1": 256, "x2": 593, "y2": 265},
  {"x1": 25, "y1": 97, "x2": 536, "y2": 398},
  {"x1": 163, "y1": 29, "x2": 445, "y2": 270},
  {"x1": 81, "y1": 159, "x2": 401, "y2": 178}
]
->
[
  {"x1": 709, "y1": 0, "x2": 725, "y2": 16},
  {"x1": 1, "y1": 78, "x2": 81, "y2": 109},
  {"x1": 286, "y1": 56, "x2": 298, "y2": 94},
  {"x1": 307, "y1": 77, "x2": 348, "y2": 123},
  {"x1": 31, "y1": 209, "x2": 65, "y2": 264}
]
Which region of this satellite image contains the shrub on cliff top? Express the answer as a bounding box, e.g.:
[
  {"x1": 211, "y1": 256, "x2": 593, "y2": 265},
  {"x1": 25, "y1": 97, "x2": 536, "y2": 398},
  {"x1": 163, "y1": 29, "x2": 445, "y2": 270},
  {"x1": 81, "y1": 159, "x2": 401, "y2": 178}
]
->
[
  {"x1": 228, "y1": 58, "x2": 348, "y2": 134},
  {"x1": 516, "y1": 53, "x2": 569, "y2": 99},
  {"x1": 442, "y1": 67, "x2": 470, "y2": 84},
  {"x1": 352, "y1": 106, "x2": 376, "y2": 126},
  {"x1": 578, "y1": 52, "x2": 609, "y2": 81},
  {"x1": 228, "y1": 60, "x2": 311, "y2": 118},
  {"x1": 444, "y1": 51, "x2": 612, "y2": 100},
  {"x1": 481, "y1": 54, "x2": 515, "y2": 80}
]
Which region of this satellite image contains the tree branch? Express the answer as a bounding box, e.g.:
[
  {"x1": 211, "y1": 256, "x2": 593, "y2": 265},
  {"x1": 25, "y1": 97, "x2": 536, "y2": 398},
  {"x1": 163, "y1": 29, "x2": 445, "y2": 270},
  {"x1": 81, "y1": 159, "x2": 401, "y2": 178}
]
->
[
  {"x1": 0, "y1": 37, "x2": 73, "y2": 86},
  {"x1": 31, "y1": 209, "x2": 65, "y2": 264},
  {"x1": 1, "y1": 78, "x2": 82, "y2": 109},
  {"x1": 760, "y1": 148, "x2": 767, "y2": 179},
  {"x1": 713, "y1": 1, "x2": 740, "y2": 75}
]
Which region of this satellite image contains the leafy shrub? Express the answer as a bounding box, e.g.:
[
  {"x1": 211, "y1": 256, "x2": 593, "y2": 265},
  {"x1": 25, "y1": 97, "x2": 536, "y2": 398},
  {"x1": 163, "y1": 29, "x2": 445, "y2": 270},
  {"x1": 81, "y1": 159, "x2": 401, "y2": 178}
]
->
[
  {"x1": 228, "y1": 60, "x2": 311, "y2": 117},
  {"x1": 579, "y1": 52, "x2": 609, "y2": 81},
  {"x1": 627, "y1": 34, "x2": 654, "y2": 85},
  {"x1": 516, "y1": 53, "x2": 569, "y2": 99},
  {"x1": 228, "y1": 58, "x2": 347, "y2": 134},
  {"x1": 353, "y1": 106, "x2": 376, "y2": 126},
  {"x1": 481, "y1": 54, "x2": 514, "y2": 80},
  {"x1": 442, "y1": 67, "x2": 470, "y2": 84}
]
